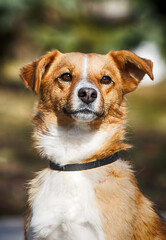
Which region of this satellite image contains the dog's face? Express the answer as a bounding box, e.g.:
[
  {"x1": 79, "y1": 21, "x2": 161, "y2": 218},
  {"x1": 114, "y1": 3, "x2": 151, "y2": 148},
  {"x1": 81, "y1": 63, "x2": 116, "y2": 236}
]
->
[{"x1": 20, "y1": 50, "x2": 153, "y2": 123}]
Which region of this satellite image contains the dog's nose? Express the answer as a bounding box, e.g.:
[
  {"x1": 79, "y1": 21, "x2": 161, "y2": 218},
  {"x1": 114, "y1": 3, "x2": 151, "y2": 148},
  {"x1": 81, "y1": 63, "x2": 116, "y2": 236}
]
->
[{"x1": 78, "y1": 87, "x2": 97, "y2": 104}]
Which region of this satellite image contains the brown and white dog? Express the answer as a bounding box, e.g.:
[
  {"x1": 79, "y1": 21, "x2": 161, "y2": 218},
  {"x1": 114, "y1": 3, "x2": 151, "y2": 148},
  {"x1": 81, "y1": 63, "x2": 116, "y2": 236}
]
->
[{"x1": 20, "y1": 50, "x2": 166, "y2": 240}]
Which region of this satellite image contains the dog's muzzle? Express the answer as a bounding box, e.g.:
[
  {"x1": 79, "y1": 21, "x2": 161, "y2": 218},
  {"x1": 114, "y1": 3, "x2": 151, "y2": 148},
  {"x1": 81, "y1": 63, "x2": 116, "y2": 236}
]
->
[
  {"x1": 63, "y1": 107, "x2": 103, "y2": 122},
  {"x1": 63, "y1": 85, "x2": 104, "y2": 122}
]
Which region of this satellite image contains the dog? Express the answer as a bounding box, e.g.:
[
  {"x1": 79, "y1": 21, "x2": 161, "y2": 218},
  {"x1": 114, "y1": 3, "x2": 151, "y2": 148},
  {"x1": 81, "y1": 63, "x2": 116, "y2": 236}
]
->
[{"x1": 20, "y1": 50, "x2": 166, "y2": 240}]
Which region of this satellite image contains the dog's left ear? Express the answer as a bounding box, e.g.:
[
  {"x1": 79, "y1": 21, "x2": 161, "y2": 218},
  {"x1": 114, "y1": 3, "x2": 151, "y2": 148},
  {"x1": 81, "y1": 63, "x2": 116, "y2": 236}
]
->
[
  {"x1": 110, "y1": 50, "x2": 154, "y2": 94},
  {"x1": 20, "y1": 50, "x2": 60, "y2": 94}
]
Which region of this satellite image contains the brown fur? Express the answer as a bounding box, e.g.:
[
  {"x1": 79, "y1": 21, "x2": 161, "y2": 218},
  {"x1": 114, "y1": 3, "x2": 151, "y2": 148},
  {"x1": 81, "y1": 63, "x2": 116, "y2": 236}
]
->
[
  {"x1": 24, "y1": 208, "x2": 31, "y2": 240},
  {"x1": 20, "y1": 50, "x2": 166, "y2": 239},
  {"x1": 93, "y1": 163, "x2": 166, "y2": 239}
]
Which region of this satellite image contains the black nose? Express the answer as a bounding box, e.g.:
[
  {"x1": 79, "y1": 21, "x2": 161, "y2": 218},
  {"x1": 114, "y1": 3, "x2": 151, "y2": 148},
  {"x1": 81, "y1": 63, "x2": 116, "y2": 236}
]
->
[{"x1": 78, "y1": 87, "x2": 97, "y2": 104}]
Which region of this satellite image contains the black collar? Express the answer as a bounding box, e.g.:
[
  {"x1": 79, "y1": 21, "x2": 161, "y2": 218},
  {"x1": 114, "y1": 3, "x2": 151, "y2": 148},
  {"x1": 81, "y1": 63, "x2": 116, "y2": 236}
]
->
[{"x1": 49, "y1": 152, "x2": 119, "y2": 172}]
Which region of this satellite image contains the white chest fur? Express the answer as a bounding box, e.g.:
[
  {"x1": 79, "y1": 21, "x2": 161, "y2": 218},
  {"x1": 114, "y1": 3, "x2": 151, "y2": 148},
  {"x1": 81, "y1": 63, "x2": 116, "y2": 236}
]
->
[
  {"x1": 36, "y1": 122, "x2": 119, "y2": 165},
  {"x1": 28, "y1": 170, "x2": 105, "y2": 240}
]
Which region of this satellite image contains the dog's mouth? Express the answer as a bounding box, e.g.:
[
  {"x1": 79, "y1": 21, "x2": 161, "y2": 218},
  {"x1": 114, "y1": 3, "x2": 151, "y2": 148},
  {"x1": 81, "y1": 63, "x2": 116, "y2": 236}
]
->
[{"x1": 63, "y1": 107, "x2": 104, "y2": 122}]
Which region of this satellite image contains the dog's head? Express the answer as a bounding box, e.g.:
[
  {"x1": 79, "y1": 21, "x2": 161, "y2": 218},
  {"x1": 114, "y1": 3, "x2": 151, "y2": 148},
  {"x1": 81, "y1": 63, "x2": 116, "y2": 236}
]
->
[{"x1": 20, "y1": 50, "x2": 153, "y2": 123}]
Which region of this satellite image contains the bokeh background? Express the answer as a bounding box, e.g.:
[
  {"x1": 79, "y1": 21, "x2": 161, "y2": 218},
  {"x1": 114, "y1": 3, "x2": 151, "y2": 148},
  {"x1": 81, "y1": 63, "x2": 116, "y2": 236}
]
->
[{"x1": 0, "y1": 0, "x2": 166, "y2": 217}]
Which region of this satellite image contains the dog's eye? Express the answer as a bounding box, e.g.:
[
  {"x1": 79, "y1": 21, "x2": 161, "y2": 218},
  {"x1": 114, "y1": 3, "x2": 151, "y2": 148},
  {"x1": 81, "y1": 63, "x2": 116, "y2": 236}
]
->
[
  {"x1": 60, "y1": 73, "x2": 72, "y2": 82},
  {"x1": 100, "y1": 76, "x2": 113, "y2": 84}
]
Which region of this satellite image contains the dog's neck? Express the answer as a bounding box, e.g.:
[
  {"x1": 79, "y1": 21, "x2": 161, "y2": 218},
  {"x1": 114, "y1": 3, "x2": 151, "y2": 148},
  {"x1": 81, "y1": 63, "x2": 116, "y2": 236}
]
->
[{"x1": 33, "y1": 105, "x2": 129, "y2": 166}]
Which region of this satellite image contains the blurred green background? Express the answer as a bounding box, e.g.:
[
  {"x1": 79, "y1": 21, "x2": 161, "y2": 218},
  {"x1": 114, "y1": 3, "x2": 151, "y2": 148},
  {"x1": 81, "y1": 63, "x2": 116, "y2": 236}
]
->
[{"x1": 0, "y1": 0, "x2": 166, "y2": 216}]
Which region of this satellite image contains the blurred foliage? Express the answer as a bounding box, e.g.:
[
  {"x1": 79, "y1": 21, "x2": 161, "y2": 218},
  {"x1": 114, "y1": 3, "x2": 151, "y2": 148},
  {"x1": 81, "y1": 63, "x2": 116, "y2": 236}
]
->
[
  {"x1": 0, "y1": 0, "x2": 166, "y2": 59},
  {"x1": 0, "y1": 0, "x2": 166, "y2": 215}
]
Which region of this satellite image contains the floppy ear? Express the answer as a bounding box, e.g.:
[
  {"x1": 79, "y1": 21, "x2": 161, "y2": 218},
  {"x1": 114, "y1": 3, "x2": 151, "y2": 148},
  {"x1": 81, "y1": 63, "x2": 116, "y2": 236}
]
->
[
  {"x1": 110, "y1": 50, "x2": 154, "y2": 94},
  {"x1": 20, "y1": 50, "x2": 60, "y2": 94}
]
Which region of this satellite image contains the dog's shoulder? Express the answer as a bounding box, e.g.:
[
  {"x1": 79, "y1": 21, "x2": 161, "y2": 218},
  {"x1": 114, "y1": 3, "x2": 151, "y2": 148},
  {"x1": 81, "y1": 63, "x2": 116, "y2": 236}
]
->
[{"x1": 94, "y1": 159, "x2": 136, "y2": 196}]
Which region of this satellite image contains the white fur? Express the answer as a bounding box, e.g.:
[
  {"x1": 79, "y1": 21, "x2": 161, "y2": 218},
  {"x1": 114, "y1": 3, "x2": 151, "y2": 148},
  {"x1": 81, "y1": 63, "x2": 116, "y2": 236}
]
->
[
  {"x1": 28, "y1": 170, "x2": 105, "y2": 240},
  {"x1": 36, "y1": 122, "x2": 119, "y2": 165},
  {"x1": 82, "y1": 54, "x2": 88, "y2": 80}
]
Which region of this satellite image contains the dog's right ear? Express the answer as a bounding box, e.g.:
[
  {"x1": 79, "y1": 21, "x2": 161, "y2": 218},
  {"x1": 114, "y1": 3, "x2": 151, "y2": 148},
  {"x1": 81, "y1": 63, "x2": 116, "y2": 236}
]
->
[{"x1": 20, "y1": 50, "x2": 60, "y2": 94}]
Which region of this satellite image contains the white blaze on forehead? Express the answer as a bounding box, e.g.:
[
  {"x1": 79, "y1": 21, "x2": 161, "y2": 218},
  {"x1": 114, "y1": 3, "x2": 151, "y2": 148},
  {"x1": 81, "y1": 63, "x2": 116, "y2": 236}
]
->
[
  {"x1": 81, "y1": 54, "x2": 88, "y2": 80},
  {"x1": 70, "y1": 53, "x2": 102, "y2": 121},
  {"x1": 78, "y1": 54, "x2": 95, "y2": 88},
  {"x1": 71, "y1": 53, "x2": 102, "y2": 116},
  {"x1": 74, "y1": 54, "x2": 98, "y2": 93}
]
